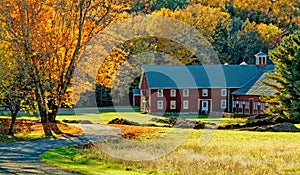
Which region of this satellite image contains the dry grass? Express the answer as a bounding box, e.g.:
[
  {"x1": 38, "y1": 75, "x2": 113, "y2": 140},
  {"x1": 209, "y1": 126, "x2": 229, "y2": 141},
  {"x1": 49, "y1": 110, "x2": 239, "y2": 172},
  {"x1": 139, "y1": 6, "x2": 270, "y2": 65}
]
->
[
  {"x1": 78, "y1": 128, "x2": 300, "y2": 175},
  {"x1": 157, "y1": 130, "x2": 300, "y2": 175}
]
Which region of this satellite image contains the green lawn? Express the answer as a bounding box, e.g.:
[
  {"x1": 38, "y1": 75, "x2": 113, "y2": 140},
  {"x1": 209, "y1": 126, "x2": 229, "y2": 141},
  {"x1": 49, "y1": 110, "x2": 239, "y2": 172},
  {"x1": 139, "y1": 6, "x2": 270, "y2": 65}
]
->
[
  {"x1": 1, "y1": 108, "x2": 298, "y2": 128},
  {"x1": 54, "y1": 112, "x2": 165, "y2": 124},
  {"x1": 0, "y1": 109, "x2": 285, "y2": 129},
  {"x1": 41, "y1": 128, "x2": 300, "y2": 175},
  {"x1": 0, "y1": 107, "x2": 159, "y2": 124},
  {"x1": 40, "y1": 146, "x2": 151, "y2": 175}
]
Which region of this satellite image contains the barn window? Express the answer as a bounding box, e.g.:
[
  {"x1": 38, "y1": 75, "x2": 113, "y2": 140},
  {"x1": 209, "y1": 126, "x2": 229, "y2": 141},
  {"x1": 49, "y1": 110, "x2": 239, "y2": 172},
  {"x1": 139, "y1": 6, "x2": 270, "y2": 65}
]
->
[
  {"x1": 254, "y1": 102, "x2": 258, "y2": 110},
  {"x1": 170, "y1": 100, "x2": 176, "y2": 109},
  {"x1": 221, "y1": 89, "x2": 227, "y2": 96},
  {"x1": 183, "y1": 100, "x2": 189, "y2": 109},
  {"x1": 170, "y1": 89, "x2": 176, "y2": 97},
  {"x1": 261, "y1": 103, "x2": 265, "y2": 111},
  {"x1": 158, "y1": 89, "x2": 163, "y2": 97},
  {"x1": 183, "y1": 89, "x2": 189, "y2": 97},
  {"x1": 221, "y1": 100, "x2": 227, "y2": 109},
  {"x1": 245, "y1": 102, "x2": 250, "y2": 109},
  {"x1": 157, "y1": 100, "x2": 163, "y2": 109},
  {"x1": 202, "y1": 89, "x2": 208, "y2": 97}
]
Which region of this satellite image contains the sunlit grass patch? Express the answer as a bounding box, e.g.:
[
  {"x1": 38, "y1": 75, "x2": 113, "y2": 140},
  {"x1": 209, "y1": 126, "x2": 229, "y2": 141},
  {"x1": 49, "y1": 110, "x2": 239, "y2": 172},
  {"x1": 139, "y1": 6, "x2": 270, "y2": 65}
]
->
[
  {"x1": 56, "y1": 112, "x2": 167, "y2": 125},
  {"x1": 41, "y1": 146, "x2": 154, "y2": 175}
]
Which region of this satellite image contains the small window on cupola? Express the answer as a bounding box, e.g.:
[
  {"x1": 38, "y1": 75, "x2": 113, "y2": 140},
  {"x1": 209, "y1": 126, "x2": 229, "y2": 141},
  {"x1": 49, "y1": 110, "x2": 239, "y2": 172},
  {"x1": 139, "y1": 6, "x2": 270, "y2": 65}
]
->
[{"x1": 255, "y1": 52, "x2": 268, "y2": 67}]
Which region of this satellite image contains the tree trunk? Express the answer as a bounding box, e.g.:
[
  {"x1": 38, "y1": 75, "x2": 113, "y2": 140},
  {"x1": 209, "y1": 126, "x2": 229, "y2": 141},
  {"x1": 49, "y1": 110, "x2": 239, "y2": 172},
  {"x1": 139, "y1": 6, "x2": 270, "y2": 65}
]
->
[
  {"x1": 34, "y1": 87, "x2": 53, "y2": 137},
  {"x1": 40, "y1": 110, "x2": 53, "y2": 137},
  {"x1": 8, "y1": 105, "x2": 20, "y2": 136},
  {"x1": 8, "y1": 113, "x2": 17, "y2": 136},
  {"x1": 49, "y1": 105, "x2": 62, "y2": 135}
]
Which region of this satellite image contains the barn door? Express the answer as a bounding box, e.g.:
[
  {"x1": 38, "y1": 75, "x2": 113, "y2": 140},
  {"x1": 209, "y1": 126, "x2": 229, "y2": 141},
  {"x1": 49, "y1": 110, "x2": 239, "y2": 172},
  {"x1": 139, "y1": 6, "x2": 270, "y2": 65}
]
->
[
  {"x1": 198, "y1": 100, "x2": 209, "y2": 114},
  {"x1": 202, "y1": 101, "x2": 209, "y2": 112},
  {"x1": 249, "y1": 98, "x2": 254, "y2": 115}
]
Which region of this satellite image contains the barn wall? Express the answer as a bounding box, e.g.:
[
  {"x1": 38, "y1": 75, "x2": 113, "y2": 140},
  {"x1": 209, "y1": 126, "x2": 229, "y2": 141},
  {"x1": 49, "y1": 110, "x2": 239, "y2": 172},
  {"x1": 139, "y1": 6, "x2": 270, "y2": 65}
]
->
[{"x1": 233, "y1": 95, "x2": 268, "y2": 115}]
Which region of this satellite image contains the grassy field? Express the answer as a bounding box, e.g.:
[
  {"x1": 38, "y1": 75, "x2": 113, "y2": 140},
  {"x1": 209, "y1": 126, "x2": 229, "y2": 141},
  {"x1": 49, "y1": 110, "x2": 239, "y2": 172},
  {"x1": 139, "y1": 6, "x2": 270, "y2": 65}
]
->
[
  {"x1": 1, "y1": 108, "x2": 246, "y2": 126},
  {"x1": 55, "y1": 110, "x2": 248, "y2": 127},
  {"x1": 41, "y1": 125, "x2": 300, "y2": 175}
]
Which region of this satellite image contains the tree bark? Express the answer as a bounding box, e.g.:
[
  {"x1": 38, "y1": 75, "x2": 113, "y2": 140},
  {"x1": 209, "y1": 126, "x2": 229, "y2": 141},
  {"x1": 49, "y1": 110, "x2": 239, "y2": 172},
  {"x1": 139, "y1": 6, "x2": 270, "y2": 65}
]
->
[
  {"x1": 39, "y1": 106, "x2": 53, "y2": 137},
  {"x1": 48, "y1": 104, "x2": 62, "y2": 134},
  {"x1": 41, "y1": 116, "x2": 52, "y2": 137},
  {"x1": 8, "y1": 105, "x2": 20, "y2": 136},
  {"x1": 8, "y1": 112, "x2": 17, "y2": 136}
]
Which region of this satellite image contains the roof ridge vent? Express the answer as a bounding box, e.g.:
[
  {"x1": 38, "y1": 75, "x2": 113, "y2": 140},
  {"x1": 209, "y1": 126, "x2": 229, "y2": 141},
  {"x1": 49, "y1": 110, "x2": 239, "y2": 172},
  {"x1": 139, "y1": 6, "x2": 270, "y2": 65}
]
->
[{"x1": 240, "y1": 61, "x2": 248, "y2": 65}]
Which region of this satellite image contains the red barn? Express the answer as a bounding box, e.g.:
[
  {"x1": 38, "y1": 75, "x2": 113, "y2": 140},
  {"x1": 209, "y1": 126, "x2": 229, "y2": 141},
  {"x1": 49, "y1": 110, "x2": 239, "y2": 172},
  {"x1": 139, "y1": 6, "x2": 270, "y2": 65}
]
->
[{"x1": 139, "y1": 52, "x2": 275, "y2": 115}]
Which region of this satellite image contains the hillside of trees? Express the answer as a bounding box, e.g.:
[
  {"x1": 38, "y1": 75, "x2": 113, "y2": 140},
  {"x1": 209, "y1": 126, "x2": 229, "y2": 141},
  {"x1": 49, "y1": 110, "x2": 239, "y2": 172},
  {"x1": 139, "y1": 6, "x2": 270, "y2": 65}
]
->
[{"x1": 89, "y1": 0, "x2": 300, "y2": 108}]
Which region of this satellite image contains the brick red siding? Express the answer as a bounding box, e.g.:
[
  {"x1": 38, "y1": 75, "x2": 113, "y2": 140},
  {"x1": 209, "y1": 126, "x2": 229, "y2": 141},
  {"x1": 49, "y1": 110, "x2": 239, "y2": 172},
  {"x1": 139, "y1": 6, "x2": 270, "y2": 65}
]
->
[
  {"x1": 140, "y1": 73, "x2": 150, "y2": 113},
  {"x1": 233, "y1": 95, "x2": 267, "y2": 115},
  {"x1": 133, "y1": 96, "x2": 140, "y2": 106},
  {"x1": 147, "y1": 88, "x2": 237, "y2": 114}
]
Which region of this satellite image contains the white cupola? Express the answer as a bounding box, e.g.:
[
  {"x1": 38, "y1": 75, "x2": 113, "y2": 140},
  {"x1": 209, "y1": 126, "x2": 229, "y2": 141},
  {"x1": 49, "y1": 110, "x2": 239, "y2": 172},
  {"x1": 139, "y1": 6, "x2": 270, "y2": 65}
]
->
[{"x1": 255, "y1": 51, "x2": 268, "y2": 67}]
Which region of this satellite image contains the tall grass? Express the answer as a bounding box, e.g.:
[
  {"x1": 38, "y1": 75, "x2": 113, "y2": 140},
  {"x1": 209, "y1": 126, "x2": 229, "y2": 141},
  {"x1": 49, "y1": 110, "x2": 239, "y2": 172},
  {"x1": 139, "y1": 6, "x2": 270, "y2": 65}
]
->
[{"x1": 41, "y1": 128, "x2": 300, "y2": 175}]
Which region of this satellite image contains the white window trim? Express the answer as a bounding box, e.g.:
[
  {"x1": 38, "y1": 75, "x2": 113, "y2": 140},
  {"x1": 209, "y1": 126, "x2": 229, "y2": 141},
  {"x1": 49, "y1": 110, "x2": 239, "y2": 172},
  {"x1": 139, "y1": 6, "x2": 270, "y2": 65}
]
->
[
  {"x1": 261, "y1": 103, "x2": 265, "y2": 111},
  {"x1": 170, "y1": 100, "x2": 176, "y2": 109},
  {"x1": 245, "y1": 102, "x2": 250, "y2": 109},
  {"x1": 254, "y1": 102, "x2": 258, "y2": 110},
  {"x1": 238, "y1": 101, "x2": 242, "y2": 109},
  {"x1": 221, "y1": 100, "x2": 227, "y2": 109},
  {"x1": 221, "y1": 89, "x2": 227, "y2": 96},
  {"x1": 183, "y1": 100, "x2": 189, "y2": 109},
  {"x1": 157, "y1": 100, "x2": 163, "y2": 110},
  {"x1": 183, "y1": 89, "x2": 189, "y2": 97},
  {"x1": 170, "y1": 89, "x2": 176, "y2": 97},
  {"x1": 202, "y1": 89, "x2": 208, "y2": 97},
  {"x1": 158, "y1": 89, "x2": 163, "y2": 97}
]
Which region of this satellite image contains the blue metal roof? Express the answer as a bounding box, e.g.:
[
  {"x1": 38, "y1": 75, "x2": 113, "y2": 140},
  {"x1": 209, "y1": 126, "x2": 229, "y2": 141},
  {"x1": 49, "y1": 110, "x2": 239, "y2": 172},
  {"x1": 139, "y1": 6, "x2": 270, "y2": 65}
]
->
[{"x1": 142, "y1": 65, "x2": 274, "y2": 89}]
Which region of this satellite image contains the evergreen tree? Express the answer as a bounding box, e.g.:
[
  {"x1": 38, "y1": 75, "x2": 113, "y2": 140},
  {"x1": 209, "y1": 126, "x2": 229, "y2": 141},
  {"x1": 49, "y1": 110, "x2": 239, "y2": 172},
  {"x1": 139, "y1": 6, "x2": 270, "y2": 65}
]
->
[
  {"x1": 263, "y1": 30, "x2": 300, "y2": 120},
  {"x1": 212, "y1": 20, "x2": 231, "y2": 64},
  {"x1": 149, "y1": 0, "x2": 190, "y2": 11}
]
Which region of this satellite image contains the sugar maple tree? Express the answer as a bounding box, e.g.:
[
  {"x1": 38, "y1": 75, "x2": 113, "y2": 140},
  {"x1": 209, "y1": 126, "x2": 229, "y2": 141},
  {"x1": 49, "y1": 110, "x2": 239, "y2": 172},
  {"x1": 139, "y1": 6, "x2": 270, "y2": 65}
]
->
[
  {"x1": 0, "y1": 0, "x2": 131, "y2": 136},
  {"x1": 152, "y1": 4, "x2": 231, "y2": 42},
  {"x1": 232, "y1": 0, "x2": 300, "y2": 32},
  {"x1": 0, "y1": 40, "x2": 36, "y2": 136}
]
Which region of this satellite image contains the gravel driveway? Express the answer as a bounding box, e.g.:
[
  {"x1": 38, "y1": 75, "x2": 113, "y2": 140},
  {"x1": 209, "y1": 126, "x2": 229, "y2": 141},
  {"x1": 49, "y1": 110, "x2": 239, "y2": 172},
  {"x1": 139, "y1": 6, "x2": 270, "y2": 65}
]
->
[{"x1": 0, "y1": 124, "x2": 121, "y2": 174}]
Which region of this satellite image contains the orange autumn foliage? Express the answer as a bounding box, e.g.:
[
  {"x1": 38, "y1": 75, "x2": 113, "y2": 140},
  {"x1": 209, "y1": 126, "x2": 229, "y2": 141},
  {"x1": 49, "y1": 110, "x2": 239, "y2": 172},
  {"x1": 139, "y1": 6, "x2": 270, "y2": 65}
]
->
[{"x1": 0, "y1": 0, "x2": 132, "y2": 136}]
